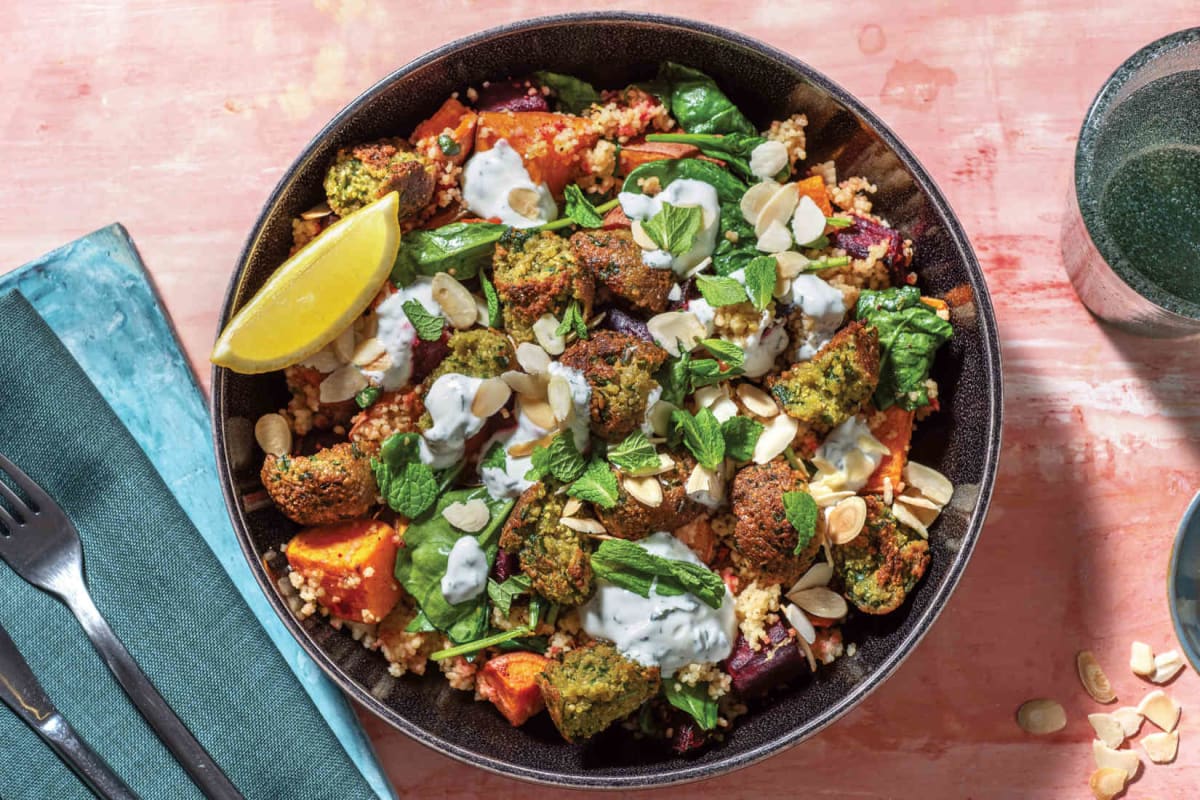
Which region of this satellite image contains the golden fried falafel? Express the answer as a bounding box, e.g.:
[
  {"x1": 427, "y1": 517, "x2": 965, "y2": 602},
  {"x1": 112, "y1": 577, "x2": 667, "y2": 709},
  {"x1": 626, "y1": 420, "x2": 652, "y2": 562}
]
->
[
  {"x1": 499, "y1": 482, "x2": 593, "y2": 605},
  {"x1": 833, "y1": 494, "x2": 929, "y2": 615},
  {"x1": 261, "y1": 443, "x2": 376, "y2": 526},
  {"x1": 594, "y1": 452, "x2": 703, "y2": 540},
  {"x1": 559, "y1": 331, "x2": 667, "y2": 442},
  {"x1": 729, "y1": 460, "x2": 819, "y2": 586},
  {"x1": 492, "y1": 230, "x2": 594, "y2": 343},
  {"x1": 569, "y1": 229, "x2": 674, "y2": 314},
  {"x1": 323, "y1": 137, "x2": 435, "y2": 219},
  {"x1": 767, "y1": 321, "x2": 879, "y2": 435},
  {"x1": 536, "y1": 642, "x2": 661, "y2": 742}
]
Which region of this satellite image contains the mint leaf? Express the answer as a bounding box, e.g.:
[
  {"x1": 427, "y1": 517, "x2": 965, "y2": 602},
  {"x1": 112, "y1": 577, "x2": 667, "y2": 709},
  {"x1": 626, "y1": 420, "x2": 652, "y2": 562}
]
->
[
  {"x1": 744, "y1": 256, "x2": 777, "y2": 312},
  {"x1": 437, "y1": 133, "x2": 461, "y2": 156},
  {"x1": 526, "y1": 433, "x2": 585, "y2": 482},
  {"x1": 402, "y1": 299, "x2": 445, "y2": 341},
  {"x1": 695, "y1": 274, "x2": 749, "y2": 307},
  {"x1": 590, "y1": 538, "x2": 726, "y2": 609},
  {"x1": 699, "y1": 338, "x2": 745, "y2": 368},
  {"x1": 783, "y1": 490, "x2": 818, "y2": 555},
  {"x1": 487, "y1": 574, "x2": 532, "y2": 617},
  {"x1": 607, "y1": 430, "x2": 660, "y2": 473},
  {"x1": 380, "y1": 431, "x2": 423, "y2": 469},
  {"x1": 720, "y1": 416, "x2": 763, "y2": 462},
  {"x1": 563, "y1": 184, "x2": 605, "y2": 228},
  {"x1": 663, "y1": 680, "x2": 719, "y2": 731},
  {"x1": 566, "y1": 459, "x2": 620, "y2": 509},
  {"x1": 641, "y1": 202, "x2": 703, "y2": 256},
  {"x1": 671, "y1": 407, "x2": 725, "y2": 470},
  {"x1": 355, "y1": 386, "x2": 380, "y2": 409},
  {"x1": 479, "y1": 270, "x2": 502, "y2": 328},
  {"x1": 480, "y1": 440, "x2": 507, "y2": 471},
  {"x1": 688, "y1": 358, "x2": 743, "y2": 389},
  {"x1": 387, "y1": 461, "x2": 439, "y2": 518},
  {"x1": 656, "y1": 352, "x2": 692, "y2": 407},
  {"x1": 555, "y1": 299, "x2": 589, "y2": 340}
]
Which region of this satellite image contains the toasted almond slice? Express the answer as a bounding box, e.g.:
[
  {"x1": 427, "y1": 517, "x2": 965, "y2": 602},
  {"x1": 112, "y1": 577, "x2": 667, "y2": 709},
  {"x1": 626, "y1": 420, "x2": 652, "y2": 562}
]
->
[
  {"x1": 1151, "y1": 649, "x2": 1185, "y2": 684},
  {"x1": 471, "y1": 377, "x2": 512, "y2": 418},
  {"x1": 518, "y1": 395, "x2": 558, "y2": 431},
  {"x1": 752, "y1": 413, "x2": 798, "y2": 464},
  {"x1": 547, "y1": 375, "x2": 574, "y2": 422},
  {"x1": 532, "y1": 314, "x2": 565, "y2": 355},
  {"x1": 827, "y1": 496, "x2": 867, "y2": 545},
  {"x1": 627, "y1": 452, "x2": 676, "y2": 478},
  {"x1": 753, "y1": 183, "x2": 800, "y2": 239},
  {"x1": 254, "y1": 413, "x2": 292, "y2": 456},
  {"x1": 507, "y1": 430, "x2": 556, "y2": 458},
  {"x1": 739, "y1": 180, "x2": 780, "y2": 226},
  {"x1": 631, "y1": 219, "x2": 658, "y2": 251},
  {"x1": 685, "y1": 463, "x2": 725, "y2": 507},
  {"x1": 1016, "y1": 699, "x2": 1066, "y2": 735},
  {"x1": 895, "y1": 491, "x2": 941, "y2": 511},
  {"x1": 791, "y1": 194, "x2": 827, "y2": 246},
  {"x1": 1088, "y1": 713, "x2": 1126, "y2": 748},
  {"x1": 515, "y1": 342, "x2": 551, "y2": 374},
  {"x1": 1140, "y1": 730, "x2": 1179, "y2": 764},
  {"x1": 501, "y1": 370, "x2": 547, "y2": 399},
  {"x1": 903, "y1": 461, "x2": 954, "y2": 506},
  {"x1": 508, "y1": 187, "x2": 542, "y2": 220},
  {"x1": 892, "y1": 500, "x2": 930, "y2": 540},
  {"x1": 300, "y1": 200, "x2": 333, "y2": 220},
  {"x1": 646, "y1": 311, "x2": 706, "y2": 357},
  {"x1": 755, "y1": 219, "x2": 792, "y2": 254},
  {"x1": 442, "y1": 498, "x2": 490, "y2": 532},
  {"x1": 797, "y1": 634, "x2": 818, "y2": 672},
  {"x1": 318, "y1": 364, "x2": 368, "y2": 403},
  {"x1": 1130, "y1": 641, "x2": 1155, "y2": 677},
  {"x1": 774, "y1": 273, "x2": 793, "y2": 299},
  {"x1": 787, "y1": 586, "x2": 848, "y2": 620},
  {"x1": 782, "y1": 603, "x2": 817, "y2": 645},
  {"x1": 560, "y1": 516, "x2": 606, "y2": 534},
  {"x1": 1092, "y1": 740, "x2": 1141, "y2": 779},
  {"x1": 1088, "y1": 767, "x2": 1128, "y2": 800},
  {"x1": 895, "y1": 494, "x2": 941, "y2": 527},
  {"x1": 789, "y1": 562, "x2": 834, "y2": 594},
  {"x1": 1112, "y1": 706, "x2": 1143, "y2": 737},
  {"x1": 810, "y1": 486, "x2": 856, "y2": 508},
  {"x1": 1137, "y1": 689, "x2": 1180, "y2": 732},
  {"x1": 431, "y1": 272, "x2": 477, "y2": 329},
  {"x1": 737, "y1": 383, "x2": 779, "y2": 418},
  {"x1": 623, "y1": 475, "x2": 664, "y2": 508},
  {"x1": 562, "y1": 497, "x2": 583, "y2": 517},
  {"x1": 1078, "y1": 650, "x2": 1118, "y2": 704},
  {"x1": 332, "y1": 325, "x2": 357, "y2": 363},
  {"x1": 647, "y1": 400, "x2": 676, "y2": 437},
  {"x1": 351, "y1": 336, "x2": 387, "y2": 368},
  {"x1": 773, "y1": 250, "x2": 810, "y2": 279}
]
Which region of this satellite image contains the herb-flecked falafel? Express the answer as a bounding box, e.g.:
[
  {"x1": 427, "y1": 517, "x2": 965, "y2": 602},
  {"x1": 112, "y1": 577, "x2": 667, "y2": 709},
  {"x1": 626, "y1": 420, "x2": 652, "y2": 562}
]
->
[
  {"x1": 536, "y1": 642, "x2": 661, "y2": 742},
  {"x1": 730, "y1": 460, "x2": 818, "y2": 586},
  {"x1": 593, "y1": 452, "x2": 704, "y2": 540},
  {"x1": 261, "y1": 443, "x2": 376, "y2": 526},
  {"x1": 833, "y1": 495, "x2": 929, "y2": 615},
  {"x1": 767, "y1": 321, "x2": 880, "y2": 435},
  {"x1": 492, "y1": 230, "x2": 594, "y2": 343},
  {"x1": 569, "y1": 229, "x2": 675, "y2": 314},
  {"x1": 323, "y1": 137, "x2": 436, "y2": 219},
  {"x1": 559, "y1": 331, "x2": 667, "y2": 442},
  {"x1": 499, "y1": 482, "x2": 594, "y2": 605}
]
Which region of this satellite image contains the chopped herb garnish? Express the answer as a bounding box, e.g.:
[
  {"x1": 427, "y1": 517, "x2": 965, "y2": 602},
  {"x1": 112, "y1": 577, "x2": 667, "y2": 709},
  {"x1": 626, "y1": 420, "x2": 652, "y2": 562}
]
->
[
  {"x1": 590, "y1": 538, "x2": 726, "y2": 609},
  {"x1": 479, "y1": 270, "x2": 502, "y2": 328},
  {"x1": 355, "y1": 386, "x2": 380, "y2": 409},
  {"x1": 825, "y1": 216, "x2": 853, "y2": 228},
  {"x1": 555, "y1": 299, "x2": 589, "y2": 340},
  {"x1": 402, "y1": 299, "x2": 445, "y2": 341}
]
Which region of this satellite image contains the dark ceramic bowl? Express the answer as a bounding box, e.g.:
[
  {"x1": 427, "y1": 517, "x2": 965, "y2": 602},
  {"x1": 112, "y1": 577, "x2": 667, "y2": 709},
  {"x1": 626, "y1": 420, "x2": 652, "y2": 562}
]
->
[
  {"x1": 1168, "y1": 492, "x2": 1200, "y2": 673},
  {"x1": 211, "y1": 13, "x2": 1003, "y2": 788}
]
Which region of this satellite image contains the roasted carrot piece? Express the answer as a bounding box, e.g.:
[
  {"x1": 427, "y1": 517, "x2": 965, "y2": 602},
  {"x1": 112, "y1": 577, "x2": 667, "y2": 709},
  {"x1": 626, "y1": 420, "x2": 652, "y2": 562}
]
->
[
  {"x1": 616, "y1": 141, "x2": 701, "y2": 176},
  {"x1": 795, "y1": 175, "x2": 834, "y2": 217},
  {"x1": 411, "y1": 98, "x2": 478, "y2": 166},
  {"x1": 863, "y1": 406, "x2": 916, "y2": 494},
  {"x1": 286, "y1": 519, "x2": 404, "y2": 624},
  {"x1": 475, "y1": 111, "x2": 599, "y2": 195},
  {"x1": 477, "y1": 651, "x2": 551, "y2": 726},
  {"x1": 920, "y1": 296, "x2": 949, "y2": 313}
]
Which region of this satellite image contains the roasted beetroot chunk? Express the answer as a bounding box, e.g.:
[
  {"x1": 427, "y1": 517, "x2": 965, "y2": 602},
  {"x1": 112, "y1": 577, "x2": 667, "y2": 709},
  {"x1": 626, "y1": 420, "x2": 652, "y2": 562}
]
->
[
  {"x1": 829, "y1": 214, "x2": 909, "y2": 284},
  {"x1": 601, "y1": 307, "x2": 653, "y2": 343},
  {"x1": 477, "y1": 80, "x2": 550, "y2": 113},
  {"x1": 723, "y1": 620, "x2": 807, "y2": 698},
  {"x1": 670, "y1": 717, "x2": 709, "y2": 754},
  {"x1": 410, "y1": 331, "x2": 450, "y2": 384},
  {"x1": 492, "y1": 549, "x2": 520, "y2": 582}
]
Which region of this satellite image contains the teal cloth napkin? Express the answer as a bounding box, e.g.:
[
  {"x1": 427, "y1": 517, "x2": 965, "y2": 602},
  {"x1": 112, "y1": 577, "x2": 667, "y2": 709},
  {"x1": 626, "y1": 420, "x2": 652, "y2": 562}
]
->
[{"x1": 0, "y1": 291, "x2": 375, "y2": 799}]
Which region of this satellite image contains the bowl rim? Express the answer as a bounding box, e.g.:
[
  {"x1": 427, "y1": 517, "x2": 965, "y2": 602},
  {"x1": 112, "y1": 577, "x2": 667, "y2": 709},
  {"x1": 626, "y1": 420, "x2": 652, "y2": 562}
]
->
[
  {"x1": 1168, "y1": 491, "x2": 1200, "y2": 673},
  {"x1": 210, "y1": 11, "x2": 1004, "y2": 788}
]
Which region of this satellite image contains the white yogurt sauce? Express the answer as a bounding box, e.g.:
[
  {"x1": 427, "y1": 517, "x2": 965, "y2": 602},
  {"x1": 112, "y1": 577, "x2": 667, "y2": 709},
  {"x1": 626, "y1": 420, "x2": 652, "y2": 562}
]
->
[
  {"x1": 787, "y1": 274, "x2": 847, "y2": 361},
  {"x1": 580, "y1": 531, "x2": 736, "y2": 677},
  {"x1": 368, "y1": 278, "x2": 444, "y2": 390},
  {"x1": 740, "y1": 324, "x2": 789, "y2": 378},
  {"x1": 687, "y1": 297, "x2": 717, "y2": 335},
  {"x1": 440, "y1": 536, "x2": 489, "y2": 604},
  {"x1": 479, "y1": 410, "x2": 551, "y2": 500},
  {"x1": 640, "y1": 384, "x2": 664, "y2": 435},
  {"x1": 749, "y1": 140, "x2": 789, "y2": 181},
  {"x1": 419, "y1": 373, "x2": 486, "y2": 469},
  {"x1": 547, "y1": 362, "x2": 592, "y2": 451},
  {"x1": 811, "y1": 415, "x2": 889, "y2": 492},
  {"x1": 618, "y1": 179, "x2": 721, "y2": 276},
  {"x1": 462, "y1": 140, "x2": 557, "y2": 228}
]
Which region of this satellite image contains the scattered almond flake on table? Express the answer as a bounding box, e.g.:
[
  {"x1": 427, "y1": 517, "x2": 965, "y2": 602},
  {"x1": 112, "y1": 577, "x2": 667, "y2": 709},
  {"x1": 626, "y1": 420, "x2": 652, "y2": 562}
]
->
[
  {"x1": 1077, "y1": 650, "x2": 1118, "y2": 703},
  {"x1": 1136, "y1": 689, "x2": 1180, "y2": 732},
  {"x1": 1149, "y1": 649, "x2": 1185, "y2": 684},
  {"x1": 1016, "y1": 699, "x2": 1066, "y2": 735},
  {"x1": 1092, "y1": 740, "x2": 1141, "y2": 780},
  {"x1": 1129, "y1": 641, "x2": 1155, "y2": 677},
  {"x1": 1139, "y1": 730, "x2": 1179, "y2": 764},
  {"x1": 1111, "y1": 706, "x2": 1144, "y2": 738},
  {"x1": 1088, "y1": 767, "x2": 1128, "y2": 800},
  {"x1": 1087, "y1": 713, "x2": 1126, "y2": 749}
]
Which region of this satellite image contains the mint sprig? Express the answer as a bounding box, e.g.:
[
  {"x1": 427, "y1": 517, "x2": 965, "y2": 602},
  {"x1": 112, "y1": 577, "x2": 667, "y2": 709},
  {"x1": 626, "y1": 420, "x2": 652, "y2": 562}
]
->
[
  {"x1": 566, "y1": 459, "x2": 620, "y2": 509},
  {"x1": 563, "y1": 184, "x2": 605, "y2": 228},
  {"x1": 590, "y1": 538, "x2": 726, "y2": 609},
  {"x1": 671, "y1": 407, "x2": 725, "y2": 470},
  {"x1": 525, "y1": 433, "x2": 586, "y2": 483},
  {"x1": 607, "y1": 430, "x2": 660, "y2": 473},
  {"x1": 642, "y1": 202, "x2": 703, "y2": 256},
  {"x1": 695, "y1": 274, "x2": 748, "y2": 307},
  {"x1": 555, "y1": 300, "x2": 589, "y2": 340},
  {"x1": 402, "y1": 299, "x2": 445, "y2": 341},
  {"x1": 783, "y1": 490, "x2": 818, "y2": 555},
  {"x1": 743, "y1": 256, "x2": 777, "y2": 311},
  {"x1": 720, "y1": 416, "x2": 763, "y2": 462}
]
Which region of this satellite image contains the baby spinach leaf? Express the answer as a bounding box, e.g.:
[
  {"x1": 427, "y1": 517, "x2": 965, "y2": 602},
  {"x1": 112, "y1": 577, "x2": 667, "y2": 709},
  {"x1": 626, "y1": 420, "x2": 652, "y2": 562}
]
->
[
  {"x1": 590, "y1": 538, "x2": 726, "y2": 609},
  {"x1": 712, "y1": 201, "x2": 759, "y2": 276},
  {"x1": 393, "y1": 222, "x2": 508, "y2": 285},
  {"x1": 855, "y1": 286, "x2": 953, "y2": 410},
  {"x1": 641, "y1": 202, "x2": 703, "y2": 256},
  {"x1": 480, "y1": 440, "x2": 508, "y2": 471},
  {"x1": 621, "y1": 158, "x2": 747, "y2": 205},
  {"x1": 532, "y1": 71, "x2": 601, "y2": 114},
  {"x1": 720, "y1": 416, "x2": 763, "y2": 462},
  {"x1": 607, "y1": 430, "x2": 660, "y2": 473},
  {"x1": 671, "y1": 407, "x2": 725, "y2": 470},
  {"x1": 563, "y1": 184, "x2": 606, "y2": 229},
  {"x1": 566, "y1": 458, "x2": 620, "y2": 509},
  {"x1": 653, "y1": 61, "x2": 757, "y2": 137},
  {"x1": 695, "y1": 274, "x2": 748, "y2": 307},
  {"x1": 663, "y1": 680, "x2": 719, "y2": 731},
  {"x1": 402, "y1": 299, "x2": 445, "y2": 341},
  {"x1": 430, "y1": 625, "x2": 534, "y2": 661},
  {"x1": 743, "y1": 256, "x2": 777, "y2": 312},
  {"x1": 646, "y1": 132, "x2": 780, "y2": 183},
  {"x1": 783, "y1": 490, "x2": 818, "y2": 555}
]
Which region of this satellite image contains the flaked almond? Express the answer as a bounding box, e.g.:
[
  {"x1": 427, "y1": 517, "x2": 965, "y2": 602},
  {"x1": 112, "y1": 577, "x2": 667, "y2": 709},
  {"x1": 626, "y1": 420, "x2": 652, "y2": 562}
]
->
[
  {"x1": 773, "y1": 250, "x2": 810, "y2": 279},
  {"x1": 501, "y1": 370, "x2": 546, "y2": 399},
  {"x1": 508, "y1": 186, "x2": 542, "y2": 220},
  {"x1": 627, "y1": 452, "x2": 676, "y2": 478},
  {"x1": 809, "y1": 485, "x2": 856, "y2": 507},
  {"x1": 827, "y1": 496, "x2": 867, "y2": 545},
  {"x1": 1140, "y1": 730, "x2": 1179, "y2": 764},
  {"x1": 798, "y1": 634, "x2": 818, "y2": 672},
  {"x1": 442, "y1": 498, "x2": 490, "y2": 532},
  {"x1": 351, "y1": 336, "x2": 387, "y2": 369},
  {"x1": 895, "y1": 493, "x2": 941, "y2": 528},
  {"x1": 787, "y1": 586, "x2": 848, "y2": 620},
  {"x1": 300, "y1": 201, "x2": 333, "y2": 220},
  {"x1": 774, "y1": 273, "x2": 793, "y2": 300},
  {"x1": 789, "y1": 562, "x2": 834, "y2": 594},
  {"x1": 685, "y1": 463, "x2": 725, "y2": 507},
  {"x1": 1092, "y1": 740, "x2": 1141, "y2": 779},
  {"x1": 515, "y1": 342, "x2": 551, "y2": 374},
  {"x1": 737, "y1": 383, "x2": 779, "y2": 418},
  {"x1": 782, "y1": 603, "x2": 816, "y2": 645},
  {"x1": 1078, "y1": 650, "x2": 1118, "y2": 704},
  {"x1": 471, "y1": 377, "x2": 511, "y2": 418},
  {"x1": 431, "y1": 272, "x2": 477, "y2": 329},
  {"x1": 1088, "y1": 713, "x2": 1126, "y2": 748},
  {"x1": 738, "y1": 179, "x2": 779, "y2": 226},
  {"x1": 753, "y1": 182, "x2": 800, "y2": 239},
  {"x1": 752, "y1": 413, "x2": 798, "y2": 464},
  {"x1": 903, "y1": 460, "x2": 954, "y2": 506},
  {"x1": 791, "y1": 194, "x2": 826, "y2": 246},
  {"x1": 623, "y1": 475, "x2": 664, "y2": 508},
  {"x1": 507, "y1": 430, "x2": 556, "y2": 458},
  {"x1": 755, "y1": 219, "x2": 792, "y2": 253},
  {"x1": 560, "y1": 516, "x2": 606, "y2": 534},
  {"x1": 254, "y1": 413, "x2": 292, "y2": 456},
  {"x1": 892, "y1": 500, "x2": 930, "y2": 540},
  {"x1": 547, "y1": 375, "x2": 574, "y2": 422},
  {"x1": 631, "y1": 219, "x2": 658, "y2": 250},
  {"x1": 533, "y1": 314, "x2": 566, "y2": 355},
  {"x1": 1136, "y1": 689, "x2": 1180, "y2": 732},
  {"x1": 562, "y1": 497, "x2": 583, "y2": 517},
  {"x1": 1112, "y1": 706, "x2": 1144, "y2": 737},
  {"x1": 1150, "y1": 649, "x2": 1185, "y2": 684},
  {"x1": 1016, "y1": 699, "x2": 1066, "y2": 735},
  {"x1": 1088, "y1": 767, "x2": 1127, "y2": 800},
  {"x1": 518, "y1": 395, "x2": 557, "y2": 431},
  {"x1": 646, "y1": 311, "x2": 706, "y2": 357},
  {"x1": 332, "y1": 325, "x2": 357, "y2": 363},
  {"x1": 319, "y1": 364, "x2": 368, "y2": 403},
  {"x1": 1130, "y1": 641, "x2": 1155, "y2": 677},
  {"x1": 646, "y1": 400, "x2": 676, "y2": 437}
]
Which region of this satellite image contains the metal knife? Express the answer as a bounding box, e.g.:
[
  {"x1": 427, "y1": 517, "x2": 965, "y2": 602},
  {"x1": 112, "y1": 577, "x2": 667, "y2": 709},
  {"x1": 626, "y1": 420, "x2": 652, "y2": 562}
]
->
[{"x1": 0, "y1": 621, "x2": 137, "y2": 799}]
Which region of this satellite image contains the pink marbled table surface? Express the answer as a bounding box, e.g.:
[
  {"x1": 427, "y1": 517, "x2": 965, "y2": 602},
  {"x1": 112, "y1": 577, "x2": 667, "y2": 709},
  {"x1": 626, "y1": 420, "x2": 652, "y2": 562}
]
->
[{"x1": 5, "y1": 2, "x2": 1200, "y2": 797}]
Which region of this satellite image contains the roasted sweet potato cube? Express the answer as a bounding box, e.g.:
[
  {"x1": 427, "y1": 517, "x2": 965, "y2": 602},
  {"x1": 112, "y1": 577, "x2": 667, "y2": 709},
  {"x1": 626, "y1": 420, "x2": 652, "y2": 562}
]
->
[
  {"x1": 477, "y1": 652, "x2": 550, "y2": 726},
  {"x1": 616, "y1": 141, "x2": 701, "y2": 176},
  {"x1": 286, "y1": 519, "x2": 404, "y2": 624},
  {"x1": 795, "y1": 175, "x2": 834, "y2": 218},
  {"x1": 863, "y1": 406, "x2": 915, "y2": 494},
  {"x1": 411, "y1": 98, "x2": 478, "y2": 166},
  {"x1": 475, "y1": 111, "x2": 598, "y2": 195}
]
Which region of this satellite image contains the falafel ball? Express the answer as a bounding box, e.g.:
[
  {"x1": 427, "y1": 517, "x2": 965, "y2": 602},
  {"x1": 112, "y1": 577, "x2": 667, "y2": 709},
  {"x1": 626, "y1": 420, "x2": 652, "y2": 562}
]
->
[
  {"x1": 499, "y1": 483, "x2": 593, "y2": 605},
  {"x1": 730, "y1": 460, "x2": 819, "y2": 586},
  {"x1": 323, "y1": 137, "x2": 436, "y2": 219},
  {"x1": 594, "y1": 453, "x2": 703, "y2": 540},
  {"x1": 424, "y1": 329, "x2": 515, "y2": 385},
  {"x1": 536, "y1": 642, "x2": 661, "y2": 742},
  {"x1": 767, "y1": 321, "x2": 880, "y2": 436},
  {"x1": 569, "y1": 229, "x2": 674, "y2": 314},
  {"x1": 559, "y1": 331, "x2": 668, "y2": 442},
  {"x1": 833, "y1": 494, "x2": 929, "y2": 615},
  {"x1": 492, "y1": 230, "x2": 594, "y2": 343},
  {"x1": 261, "y1": 443, "x2": 376, "y2": 526}
]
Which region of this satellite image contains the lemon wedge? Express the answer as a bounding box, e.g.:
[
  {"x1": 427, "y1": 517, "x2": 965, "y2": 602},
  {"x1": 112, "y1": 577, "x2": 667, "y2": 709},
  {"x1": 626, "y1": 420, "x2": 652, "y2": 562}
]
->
[{"x1": 212, "y1": 191, "x2": 401, "y2": 374}]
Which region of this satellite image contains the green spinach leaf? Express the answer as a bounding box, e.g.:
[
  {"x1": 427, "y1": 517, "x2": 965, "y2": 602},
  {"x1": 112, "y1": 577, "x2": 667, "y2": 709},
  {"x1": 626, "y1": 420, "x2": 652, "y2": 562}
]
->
[
  {"x1": 647, "y1": 132, "x2": 785, "y2": 183},
  {"x1": 621, "y1": 158, "x2": 747, "y2": 205},
  {"x1": 532, "y1": 71, "x2": 601, "y2": 114},
  {"x1": 712, "y1": 201, "x2": 758, "y2": 276},
  {"x1": 653, "y1": 61, "x2": 756, "y2": 136},
  {"x1": 663, "y1": 680, "x2": 719, "y2": 731},
  {"x1": 855, "y1": 286, "x2": 953, "y2": 410},
  {"x1": 393, "y1": 222, "x2": 508, "y2": 285}
]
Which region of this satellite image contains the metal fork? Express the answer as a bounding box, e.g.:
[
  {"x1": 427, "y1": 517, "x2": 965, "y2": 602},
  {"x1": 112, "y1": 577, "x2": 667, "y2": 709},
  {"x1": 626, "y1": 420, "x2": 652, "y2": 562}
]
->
[{"x1": 0, "y1": 453, "x2": 243, "y2": 800}]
